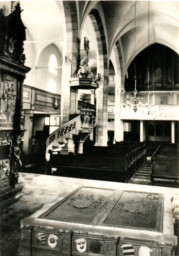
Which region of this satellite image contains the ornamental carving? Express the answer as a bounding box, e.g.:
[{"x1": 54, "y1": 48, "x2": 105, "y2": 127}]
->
[
  {"x1": 80, "y1": 109, "x2": 96, "y2": 129},
  {"x1": 75, "y1": 238, "x2": 87, "y2": 253},
  {"x1": 67, "y1": 194, "x2": 104, "y2": 209},
  {"x1": 139, "y1": 246, "x2": 153, "y2": 256},
  {"x1": 47, "y1": 234, "x2": 58, "y2": 248},
  {"x1": 35, "y1": 232, "x2": 47, "y2": 246},
  {"x1": 52, "y1": 97, "x2": 60, "y2": 110},
  {"x1": 0, "y1": 2, "x2": 29, "y2": 193},
  {"x1": 116, "y1": 194, "x2": 159, "y2": 214},
  {"x1": 0, "y1": 3, "x2": 26, "y2": 64},
  {"x1": 72, "y1": 37, "x2": 101, "y2": 87},
  {"x1": 0, "y1": 79, "x2": 16, "y2": 123}
]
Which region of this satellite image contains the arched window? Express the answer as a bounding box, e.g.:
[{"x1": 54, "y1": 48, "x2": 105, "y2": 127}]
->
[{"x1": 48, "y1": 54, "x2": 58, "y2": 75}]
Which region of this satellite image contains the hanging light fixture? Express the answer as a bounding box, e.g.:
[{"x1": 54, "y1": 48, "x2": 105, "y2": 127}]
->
[
  {"x1": 133, "y1": 0, "x2": 138, "y2": 112},
  {"x1": 133, "y1": 0, "x2": 151, "y2": 114},
  {"x1": 123, "y1": 0, "x2": 159, "y2": 115}
]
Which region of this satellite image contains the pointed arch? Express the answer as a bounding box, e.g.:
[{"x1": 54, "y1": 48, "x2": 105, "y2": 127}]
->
[{"x1": 88, "y1": 9, "x2": 109, "y2": 146}]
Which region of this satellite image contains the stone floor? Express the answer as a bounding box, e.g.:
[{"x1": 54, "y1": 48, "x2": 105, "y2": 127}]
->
[{"x1": 0, "y1": 172, "x2": 179, "y2": 256}]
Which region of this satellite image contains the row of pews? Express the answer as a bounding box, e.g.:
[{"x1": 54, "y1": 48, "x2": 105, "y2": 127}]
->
[
  {"x1": 151, "y1": 144, "x2": 179, "y2": 184},
  {"x1": 21, "y1": 153, "x2": 46, "y2": 173},
  {"x1": 47, "y1": 142, "x2": 148, "y2": 182}
]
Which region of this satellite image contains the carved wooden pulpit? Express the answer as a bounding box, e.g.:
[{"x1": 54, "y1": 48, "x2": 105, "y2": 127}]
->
[{"x1": 0, "y1": 3, "x2": 30, "y2": 194}]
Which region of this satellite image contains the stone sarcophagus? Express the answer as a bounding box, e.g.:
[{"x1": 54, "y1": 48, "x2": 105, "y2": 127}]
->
[{"x1": 19, "y1": 186, "x2": 177, "y2": 256}]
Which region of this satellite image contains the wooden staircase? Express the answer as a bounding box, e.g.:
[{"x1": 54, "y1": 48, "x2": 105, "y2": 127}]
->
[{"x1": 46, "y1": 109, "x2": 95, "y2": 161}]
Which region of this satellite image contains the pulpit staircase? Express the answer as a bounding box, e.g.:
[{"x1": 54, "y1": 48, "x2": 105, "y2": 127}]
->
[{"x1": 45, "y1": 108, "x2": 95, "y2": 162}]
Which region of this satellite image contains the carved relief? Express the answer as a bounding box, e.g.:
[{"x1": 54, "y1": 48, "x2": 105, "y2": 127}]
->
[
  {"x1": 75, "y1": 238, "x2": 87, "y2": 253},
  {"x1": 72, "y1": 37, "x2": 101, "y2": 87},
  {"x1": 0, "y1": 131, "x2": 11, "y2": 188},
  {"x1": 121, "y1": 244, "x2": 135, "y2": 256},
  {"x1": 139, "y1": 246, "x2": 152, "y2": 256},
  {"x1": 80, "y1": 109, "x2": 96, "y2": 129},
  {"x1": 52, "y1": 97, "x2": 60, "y2": 110},
  {"x1": 34, "y1": 232, "x2": 47, "y2": 246},
  {"x1": 3, "y1": 3, "x2": 26, "y2": 63},
  {"x1": 0, "y1": 160, "x2": 10, "y2": 188},
  {"x1": 67, "y1": 194, "x2": 104, "y2": 209},
  {"x1": 105, "y1": 243, "x2": 116, "y2": 256},
  {"x1": 47, "y1": 234, "x2": 58, "y2": 248},
  {"x1": 0, "y1": 2, "x2": 29, "y2": 192},
  {"x1": 0, "y1": 77, "x2": 16, "y2": 124},
  {"x1": 116, "y1": 194, "x2": 159, "y2": 214},
  {"x1": 9, "y1": 135, "x2": 22, "y2": 188}
]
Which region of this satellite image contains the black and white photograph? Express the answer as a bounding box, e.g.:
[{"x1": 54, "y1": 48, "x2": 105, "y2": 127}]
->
[{"x1": 0, "y1": 0, "x2": 179, "y2": 255}]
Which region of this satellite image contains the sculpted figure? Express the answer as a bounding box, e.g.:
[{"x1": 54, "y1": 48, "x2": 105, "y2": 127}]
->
[{"x1": 9, "y1": 135, "x2": 22, "y2": 187}]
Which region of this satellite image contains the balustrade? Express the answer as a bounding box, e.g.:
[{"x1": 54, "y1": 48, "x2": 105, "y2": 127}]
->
[{"x1": 46, "y1": 108, "x2": 96, "y2": 160}]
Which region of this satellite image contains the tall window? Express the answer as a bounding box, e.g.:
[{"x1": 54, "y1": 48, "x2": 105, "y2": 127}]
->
[
  {"x1": 47, "y1": 54, "x2": 58, "y2": 93},
  {"x1": 48, "y1": 54, "x2": 58, "y2": 75}
]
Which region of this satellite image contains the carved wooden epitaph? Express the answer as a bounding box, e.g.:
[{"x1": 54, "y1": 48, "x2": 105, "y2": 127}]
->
[{"x1": 0, "y1": 2, "x2": 30, "y2": 191}]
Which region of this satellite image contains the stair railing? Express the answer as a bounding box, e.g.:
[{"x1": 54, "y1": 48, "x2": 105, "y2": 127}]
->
[
  {"x1": 46, "y1": 115, "x2": 81, "y2": 161},
  {"x1": 46, "y1": 108, "x2": 96, "y2": 161}
]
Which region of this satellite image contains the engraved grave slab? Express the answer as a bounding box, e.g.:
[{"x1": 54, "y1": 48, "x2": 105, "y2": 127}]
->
[{"x1": 19, "y1": 186, "x2": 177, "y2": 256}]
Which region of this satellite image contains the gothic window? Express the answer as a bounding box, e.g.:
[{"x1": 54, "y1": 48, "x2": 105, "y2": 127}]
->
[{"x1": 48, "y1": 54, "x2": 58, "y2": 75}]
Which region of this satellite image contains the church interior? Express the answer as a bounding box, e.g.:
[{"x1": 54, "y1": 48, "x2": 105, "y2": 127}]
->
[{"x1": 0, "y1": 1, "x2": 179, "y2": 256}]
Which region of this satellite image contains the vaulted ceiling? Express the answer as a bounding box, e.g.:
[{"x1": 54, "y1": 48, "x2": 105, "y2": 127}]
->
[{"x1": 1, "y1": 1, "x2": 178, "y2": 80}]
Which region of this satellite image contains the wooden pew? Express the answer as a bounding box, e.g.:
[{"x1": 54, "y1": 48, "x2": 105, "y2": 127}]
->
[
  {"x1": 48, "y1": 142, "x2": 148, "y2": 182},
  {"x1": 152, "y1": 161, "x2": 179, "y2": 183},
  {"x1": 151, "y1": 144, "x2": 179, "y2": 183}
]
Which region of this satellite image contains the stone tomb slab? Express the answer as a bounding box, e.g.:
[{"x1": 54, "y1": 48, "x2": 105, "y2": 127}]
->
[{"x1": 19, "y1": 186, "x2": 177, "y2": 256}]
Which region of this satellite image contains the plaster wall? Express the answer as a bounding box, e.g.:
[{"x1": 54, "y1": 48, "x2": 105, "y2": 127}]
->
[{"x1": 35, "y1": 44, "x2": 62, "y2": 94}]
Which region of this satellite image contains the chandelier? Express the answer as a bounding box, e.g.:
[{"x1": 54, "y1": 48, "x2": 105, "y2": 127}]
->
[{"x1": 123, "y1": 0, "x2": 157, "y2": 116}]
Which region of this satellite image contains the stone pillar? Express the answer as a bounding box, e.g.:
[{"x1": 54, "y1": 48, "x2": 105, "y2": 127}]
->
[
  {"x1": 115, "y1": 87, "x2": 124, "y2": 142},
  {"x1": 67, "y1": 138, "x2": 75, "y2": 154},
  {"x1": 140, "y1": 120, "x2": 145, "y2": 142},
  {"x1": 78, "y1": 141, "x2": 84, "y2": 154},
  {"x1": 118, "y1": 120, "x2": 124, "y2": 142},
  {"x1": 61, "y1": 57, "x2": 72, "y2": 124},
  {"x1": 171, "y1": 121, "x2": 175, "y2": 144},
  {"x1": 95, "y1": 77, "x2": 108, "y2": 146},
  {"x1": 112, "y1": 42, "x2": 125, "y2": 143},
  {"x1": 23, "y1": 112, "x2": 34, "y2": 154},
  {"x1": 70, "y1": 88, "x2": 78, "y2": 117},
  {"x1": 91, "y1": 89, "x2": 95, "y2": 105}
]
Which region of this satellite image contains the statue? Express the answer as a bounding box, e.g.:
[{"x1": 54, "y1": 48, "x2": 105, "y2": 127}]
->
[
  {"x1": 73, "y1": 37, "x2": 94, "y2": 79},
  {"x1": 84, "y1": 37, "x2": 89, "y2": 55},
  {"x1": 9, "y1": 135, "x2": 22, "y2": 188},
  {"x1": 72, "y1": 37, "x2": 101, "y2": 87}
]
